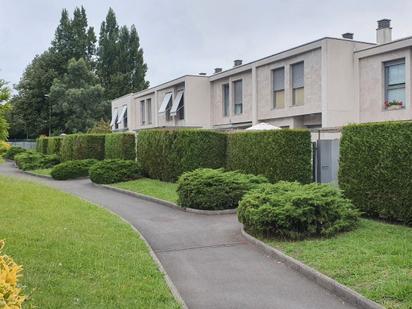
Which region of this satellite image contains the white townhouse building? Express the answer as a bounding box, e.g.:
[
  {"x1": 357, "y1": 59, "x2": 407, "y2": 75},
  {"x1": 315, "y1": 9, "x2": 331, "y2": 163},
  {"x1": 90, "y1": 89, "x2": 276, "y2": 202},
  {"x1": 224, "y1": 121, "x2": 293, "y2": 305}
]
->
[{"x1": 111, "y1": 19, "x2": 412, "y2": 132}]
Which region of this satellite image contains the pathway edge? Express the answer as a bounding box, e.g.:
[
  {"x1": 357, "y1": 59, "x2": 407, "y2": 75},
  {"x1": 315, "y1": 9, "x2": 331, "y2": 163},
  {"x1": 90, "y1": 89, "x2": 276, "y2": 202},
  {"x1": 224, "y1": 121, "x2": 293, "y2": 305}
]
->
[{"x1": 240, "y1": 228, "x2": 383, "y2": 309}]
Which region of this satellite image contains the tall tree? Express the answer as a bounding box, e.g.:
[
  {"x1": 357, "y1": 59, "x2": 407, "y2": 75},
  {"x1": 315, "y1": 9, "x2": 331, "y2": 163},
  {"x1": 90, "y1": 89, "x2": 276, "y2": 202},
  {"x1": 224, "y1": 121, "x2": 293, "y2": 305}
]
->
[
  {"x1": 49, "y1": 58, "x2": 107, "y2": 133},
  {"x1": 0, "y1": 79, "x2": 11, "y2": 140},
  {"x1": 97, "y1": 8, "x2": 148, "y2": 100}
]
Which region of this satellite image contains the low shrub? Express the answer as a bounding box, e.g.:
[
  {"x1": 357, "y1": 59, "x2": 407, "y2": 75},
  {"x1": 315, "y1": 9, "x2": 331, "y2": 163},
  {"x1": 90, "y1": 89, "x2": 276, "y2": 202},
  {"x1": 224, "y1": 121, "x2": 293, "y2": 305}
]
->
[
  {"x1": 14, "y1": 151, "x2": 60, "y2": 171},
  {"x1": 226, "y1": 130, "x2": 312, "y2": 183},
  {"x1": 177, "y1": 168, "x2": 268, "y2": 210},
  {"x1": 238, "y1": 181, "x2": 360, "y2": 240},
  {"x1": 0, "y1": 141, "x2": 11, "y2": 155},
  {"x1": 3, "y1": 146, "x2": 26, "y2": 160},
  {"x1": 339, "y1": 121, "x2": 412, "y2": 225},
  {"x1": 105, "y1": 133, "x2": 136, "y2": 160},
  {"x1": 89, "y1": 159, "x2": 142, "y2": 184},
  {"x1": 51, "y1": 159, "x2": 98, "y2": 180},
  {"x1": 137, "y1": 129, "x2": 227, "y2": 182},
  {"x1": 47, "y1": 136, "x2": 63, "y2": 156},
  {"x1": 0, "y1": 240, "x2": 26, "y2": 308}
]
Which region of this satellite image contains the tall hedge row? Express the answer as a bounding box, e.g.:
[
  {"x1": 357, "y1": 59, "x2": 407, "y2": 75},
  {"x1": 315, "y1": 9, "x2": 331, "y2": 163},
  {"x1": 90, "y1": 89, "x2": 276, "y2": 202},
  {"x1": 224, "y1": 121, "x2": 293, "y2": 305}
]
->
[
  {"x1": 105, "y1": 133, "x2": 136, "y2": 160},
  {"x1": 36, "y1": 137, "x2": 48, "y2": 154},
  {"x1": 136, "y1": 129, "x2": 227, "y2": 182},
  {"x1": 47, "y1": 137, "x2": 63, "y2": 156},
  {"x1": 226, "y1": 130, "x2": 312, "y2": 183},
  {"x1": 339, "y1": 121, "x2": 412, "y2": 225},
  {"x1": 61, "y1": 134, "x2": 106, "y2": 161}
]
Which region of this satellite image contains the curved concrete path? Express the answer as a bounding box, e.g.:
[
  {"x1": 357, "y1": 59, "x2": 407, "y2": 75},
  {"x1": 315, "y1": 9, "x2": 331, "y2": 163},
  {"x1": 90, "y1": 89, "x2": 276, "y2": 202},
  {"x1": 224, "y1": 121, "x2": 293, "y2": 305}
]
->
[{"x1": 0, "y1": 162, "x2": 356, "y2": 309}]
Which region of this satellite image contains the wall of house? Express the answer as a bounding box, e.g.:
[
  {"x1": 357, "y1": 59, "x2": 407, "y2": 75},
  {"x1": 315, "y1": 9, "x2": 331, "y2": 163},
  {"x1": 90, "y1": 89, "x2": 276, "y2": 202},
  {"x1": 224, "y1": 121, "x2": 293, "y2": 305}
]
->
[
  {"x1": 256, "y1": 48, "x2": 322, "y2": 127},
  {"x1": 358, "y1": 47, "x2": 412, "y2": 123},
  {"x1": 322, "y1": 39, "x2": 374, "y2": 128},
  {"x1": 134, "y1": 92, "x2": 156, "y2": 130},
  {"x1": 210, "y1": 70, "x2": 253, "y2": 127},
  {"x1": 111, "y1": 94, "x2": 135, "y2": 131},
  {"x1": 185, "y1": 76, "x2": 211, "y2": 128}
]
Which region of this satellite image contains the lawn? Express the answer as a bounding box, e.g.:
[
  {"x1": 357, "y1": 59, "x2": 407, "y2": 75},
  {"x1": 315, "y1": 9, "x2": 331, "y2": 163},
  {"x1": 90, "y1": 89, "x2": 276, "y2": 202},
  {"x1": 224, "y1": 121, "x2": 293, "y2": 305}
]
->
[
  {"x1": 0, "y1": 175, "x2": 180, "y2": 308},
  {"x1": 0, "y1": 157, "x2": 4, "y2": 164},
  {"x1": 261, "y1": 219, "x2": 412, "y2": 309},
  {"x1": 112, "y1": 178, "x2": 178, "y2": 203},
  {"x1": 30, "y1": 168, "x2": 52, "y2": 176}
]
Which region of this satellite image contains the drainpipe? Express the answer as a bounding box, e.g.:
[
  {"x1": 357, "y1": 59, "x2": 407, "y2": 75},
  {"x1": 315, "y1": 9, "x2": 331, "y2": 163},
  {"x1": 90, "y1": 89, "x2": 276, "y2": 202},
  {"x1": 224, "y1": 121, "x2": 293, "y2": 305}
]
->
[{"x1": 252, "y1": 66, "x2": 258, "y2": 125}]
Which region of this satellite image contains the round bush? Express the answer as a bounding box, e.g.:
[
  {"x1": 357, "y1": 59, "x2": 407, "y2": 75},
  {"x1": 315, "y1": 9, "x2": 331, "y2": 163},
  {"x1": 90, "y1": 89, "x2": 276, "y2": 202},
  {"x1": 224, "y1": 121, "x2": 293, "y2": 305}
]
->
[
  {"x1": 51, "y1": 159, "x2": 98, "y2": 180},
  {"x1": 177, "y1": 168, "x2": 268, "y2": 210},
  {"x1": 89, "y1": 160, "x2": 142, "y2": 184},
  {"x1": 14, "y1": 151, "x2": 60, "y2": 171},
  {"x1": 238, "y1": 181, "x2": 360, "y2": 240},
  {"x1": 3, "y1": 146, "x2": 26, "y2": 160}
]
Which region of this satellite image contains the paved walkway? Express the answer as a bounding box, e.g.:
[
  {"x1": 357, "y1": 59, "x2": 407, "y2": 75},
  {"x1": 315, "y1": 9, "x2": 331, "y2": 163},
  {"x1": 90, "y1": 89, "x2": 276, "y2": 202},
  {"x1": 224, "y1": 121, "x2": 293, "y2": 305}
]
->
[{"x1": 0, "y1": 162, "x2": 356, "y2": 309}]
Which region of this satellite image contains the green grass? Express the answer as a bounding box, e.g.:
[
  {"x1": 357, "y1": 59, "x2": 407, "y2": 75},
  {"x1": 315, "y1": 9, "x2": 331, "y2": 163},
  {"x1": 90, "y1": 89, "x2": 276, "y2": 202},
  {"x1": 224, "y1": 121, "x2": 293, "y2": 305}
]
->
[
  {"x1": 0, "y1": 175, "x2": 180, "y2": 308},
  {"x1": 30, "y1": 168, "x2": 52, "y2": 176},
  {"x1": 112, "y1": 178, "x2": 178, "y2": 203},
  {"x1": 261, "y1": 219, "x2": 412, "y2": 309},
  {"x1": 0, "y1": 157, "x2": 4, "y2": 164}
]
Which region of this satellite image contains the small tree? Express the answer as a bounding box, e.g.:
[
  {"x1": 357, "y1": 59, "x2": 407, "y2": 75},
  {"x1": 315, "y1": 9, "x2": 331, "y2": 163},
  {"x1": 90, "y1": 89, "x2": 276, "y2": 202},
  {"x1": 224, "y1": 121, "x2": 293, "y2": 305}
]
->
[
  {"x1": 0, "y1": 79, "x2": 11, "y2": 140},
  {"x1": 88, "y1": 118, "x2": 112, "y2": 133}
]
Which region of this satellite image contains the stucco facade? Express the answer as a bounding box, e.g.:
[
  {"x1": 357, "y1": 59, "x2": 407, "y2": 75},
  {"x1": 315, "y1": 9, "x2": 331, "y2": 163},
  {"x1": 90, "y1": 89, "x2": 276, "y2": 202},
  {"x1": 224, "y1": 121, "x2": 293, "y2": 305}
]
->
[{"x1": 112, "y1": 20, "x2": 412, "y2": 132}]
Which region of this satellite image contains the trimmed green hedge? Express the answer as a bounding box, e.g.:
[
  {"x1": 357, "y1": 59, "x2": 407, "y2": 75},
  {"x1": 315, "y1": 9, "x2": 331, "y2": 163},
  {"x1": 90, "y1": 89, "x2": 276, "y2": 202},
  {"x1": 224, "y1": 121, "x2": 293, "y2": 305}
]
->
[
  {"x1": 136, "y1": 129, "x2": 227, "y2": 182},
  {"x1": 226, "y1": 130, "x2": 312, "y2": 183},
  {"x1": 339, "y1": 121, "x2": 412, "y2": 225},
  {"x1": 61, "y1": 134, "x2": 105, "y2": 161},
  {"x1": 36, "y1": 137, "x2": 48, "y2": 154},
  {"x1": 105, "y1": 133, "x2": 136, "y2": 160},
  {"x1": 89, "y1": 160, "x2": 142, "y2": 184},
  {"x1": 47, "y1": 137, "x2": 63, "y2": 156},
  {"x1": 51, "y1": 159, "x2": 98, "y2": 180},
  {"x1": 238, "y1": 181, "x2": 360, "y2": 239},
  {"x1": 177, "y1": 168, "x2": 268, "y2": 210}
]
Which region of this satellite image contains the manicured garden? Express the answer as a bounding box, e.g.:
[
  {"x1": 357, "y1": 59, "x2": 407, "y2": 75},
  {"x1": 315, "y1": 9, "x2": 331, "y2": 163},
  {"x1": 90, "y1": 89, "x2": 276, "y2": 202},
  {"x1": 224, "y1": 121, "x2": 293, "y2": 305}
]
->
[
  {"x1": 0, "y1": 175, "x2": 180, "y2": 308},
  {"x1": 262, "y1": 219, "x2": 412, "y2": 309}
]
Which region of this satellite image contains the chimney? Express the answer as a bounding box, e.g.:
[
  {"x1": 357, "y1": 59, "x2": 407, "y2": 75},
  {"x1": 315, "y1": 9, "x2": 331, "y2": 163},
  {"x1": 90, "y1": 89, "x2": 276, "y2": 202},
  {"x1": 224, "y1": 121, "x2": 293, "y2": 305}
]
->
[
  {"x1": 342, "y1": 32, "x2": 354, "y2": 40},
  {"x1": 198, "y1": 72, "x2": 207, "y2": 76},
  {"x1": 377, "y1": 19, "x2": 392, "y2": 44},
  {"x1": 234, "y1": 59, "x2": 242, "y2": 67},
  {"x1": 214, "y1": 68, "x2": 222, "y2": 74}
]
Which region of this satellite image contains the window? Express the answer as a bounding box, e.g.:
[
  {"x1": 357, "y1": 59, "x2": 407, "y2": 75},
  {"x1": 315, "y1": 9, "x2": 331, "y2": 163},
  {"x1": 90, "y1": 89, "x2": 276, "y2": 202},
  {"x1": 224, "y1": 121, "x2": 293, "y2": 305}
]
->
[
  {"x1": 233, "y1": 80, "x2": 243, "y2": 115},
  {"x1": 147, "y1": 99, "x2": 152, "y2": 124},
  {"x1": 292, "y1": 62, "x2": 304, "y2": 106},
  {"x1": 159, "y1": 93, "x2": 173, "y2": 113},
  {"x1": 110, "y1": 108, "x2": 118, "y2": 130},
  {"x1": 384, "y1": 59, "x2": 406, "y2": 109},
  {"x1": 170, "y1": 91, "x2": 184, "y2": 120},
  {"x1": 223, "y1": 84, "x2": 229, "y2": 116},
  {"x1": 272, "y1": 67, "x2": 285, "y2": 109},
  {"x1": 117, "y1": 105, "x2": 127, "y2": 128},
  {"x1": 140, "y1": 101, "x2": 145, "y2": 125}
]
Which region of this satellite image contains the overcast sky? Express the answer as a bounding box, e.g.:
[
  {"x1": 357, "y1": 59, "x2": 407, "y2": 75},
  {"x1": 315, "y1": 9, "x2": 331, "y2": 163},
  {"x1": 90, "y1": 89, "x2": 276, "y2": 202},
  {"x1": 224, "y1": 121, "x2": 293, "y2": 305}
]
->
[{"x1": 1, "y1": 0, "x2": 412, "y2": 89}]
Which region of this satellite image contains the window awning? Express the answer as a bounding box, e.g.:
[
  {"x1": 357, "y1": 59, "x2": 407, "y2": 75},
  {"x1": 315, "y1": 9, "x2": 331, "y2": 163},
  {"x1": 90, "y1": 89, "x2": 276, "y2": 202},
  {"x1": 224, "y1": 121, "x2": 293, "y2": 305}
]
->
[
  {"x1": 158, "y1": 93, "x2": 173, "y2": 113},
  {"x1": 170, "y1": 91, "x2": 184, "y2": 116},
  {"x1": 110, "y1": 108, "x2": 118, "y2": 126},
  {"x1": 117, "y1": 106, "x2": 127, "y2": 124}
]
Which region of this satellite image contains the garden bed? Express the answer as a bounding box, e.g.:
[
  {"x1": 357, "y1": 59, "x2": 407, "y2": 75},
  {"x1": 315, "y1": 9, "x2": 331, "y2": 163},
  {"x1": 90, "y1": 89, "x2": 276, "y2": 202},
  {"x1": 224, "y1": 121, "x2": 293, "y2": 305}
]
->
[
  {"x1": 0, "y1": 175, "x2": 180, "y2": 308},
  {"x1": 260, "y1": 219, "x2": 411, "y2": 309}
]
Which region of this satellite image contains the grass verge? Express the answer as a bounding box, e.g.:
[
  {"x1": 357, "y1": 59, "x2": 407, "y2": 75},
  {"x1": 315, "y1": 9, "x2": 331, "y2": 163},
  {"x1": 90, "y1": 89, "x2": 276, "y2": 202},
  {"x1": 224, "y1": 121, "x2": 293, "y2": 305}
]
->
[
  {"x1": 0, "y1": 175, "x2": 180, "y2": 308},
  {"x1": 30, "y1": 168, "x2": 52, "y2": 176},
  {"x1": 261, "y1": 219, "x2": 411, "y2": 309},
  {"x1": 112, "y1": 178, "x2": 178, "y2": 203}
]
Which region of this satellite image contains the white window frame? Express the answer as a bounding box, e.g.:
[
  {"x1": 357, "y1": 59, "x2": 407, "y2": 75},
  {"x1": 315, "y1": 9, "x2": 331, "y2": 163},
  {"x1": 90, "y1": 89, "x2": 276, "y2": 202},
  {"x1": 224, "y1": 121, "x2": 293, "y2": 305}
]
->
[
  {"x1": 110, "y1": 108, "x2": 118, "y2": 128},
  {"x1": 384, "y1": 58, "x2": 406, "y2": 109},
  {"x1": 170, "y1": 90, "x2": 184, "y2": 117},
  {"x1": 159, "y1": 93, "x2": 173, "y2": 113},
  {"x1": 117, "y1": 105, "x2": 127, "y2": 125}
]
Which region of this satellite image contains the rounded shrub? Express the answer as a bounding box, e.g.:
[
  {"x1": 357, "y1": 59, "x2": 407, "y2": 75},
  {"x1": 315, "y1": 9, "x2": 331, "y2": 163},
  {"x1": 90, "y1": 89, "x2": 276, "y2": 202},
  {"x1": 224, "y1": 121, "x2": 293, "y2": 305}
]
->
[
  {"x1": 177, "y1": 168, "x2": 268, "y2": 210},
  {"x1": 0, "y1": 141, "x2": 11, "y2": 156},
  {"x1": 238, "y1": 181, "x2": 361, "y2": 240},
  {"x1": 89, "y1": 160, "x2": 142, "y2": 184},
  {"x1": 14, "y1": 151, "x2": 60, "y2": 171},
  {"x1": 51, "y1": 159, "x2": 98, "y2": 180},
  {"x1": 3, "y1": 146, "x2": 26, "y2": 160}
]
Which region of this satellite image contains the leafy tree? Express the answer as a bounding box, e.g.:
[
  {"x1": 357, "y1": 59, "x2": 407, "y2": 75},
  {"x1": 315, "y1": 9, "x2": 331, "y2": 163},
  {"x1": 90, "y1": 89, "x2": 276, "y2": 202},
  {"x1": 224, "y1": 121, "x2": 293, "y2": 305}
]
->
[
  {"x1": 49, "y1": 58, "x2": 107, "y2": 133},
  {"x1": 97, "y1": 8, "x2": 148, "y2": 100},
  {"x1": 87, "y1": 118, "x2": 112, "y2": 134},
  {"x1": 0, "y1": 79, "x2": 10, "y2": 140}
]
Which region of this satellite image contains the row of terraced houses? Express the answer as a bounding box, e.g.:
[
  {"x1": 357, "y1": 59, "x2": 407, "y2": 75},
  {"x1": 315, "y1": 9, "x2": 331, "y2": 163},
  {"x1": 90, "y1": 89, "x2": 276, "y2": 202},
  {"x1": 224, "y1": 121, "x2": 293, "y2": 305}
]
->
[{"x1": 111, "y1": 19, "x2": 412, "y2": 132}]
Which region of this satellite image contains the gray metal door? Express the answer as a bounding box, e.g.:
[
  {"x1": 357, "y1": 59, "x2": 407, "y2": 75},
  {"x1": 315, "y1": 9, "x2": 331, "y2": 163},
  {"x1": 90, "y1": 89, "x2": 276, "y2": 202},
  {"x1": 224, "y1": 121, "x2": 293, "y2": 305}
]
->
[{"x1": 316, "y1": 139, "x2": 340, "y2": 184}]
